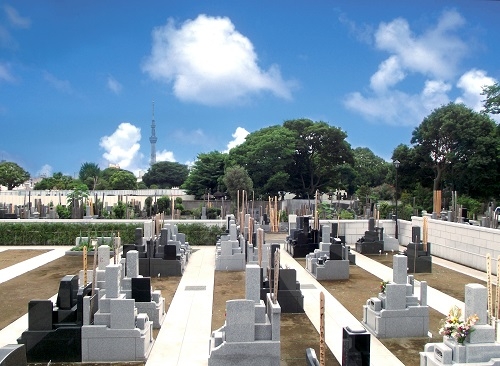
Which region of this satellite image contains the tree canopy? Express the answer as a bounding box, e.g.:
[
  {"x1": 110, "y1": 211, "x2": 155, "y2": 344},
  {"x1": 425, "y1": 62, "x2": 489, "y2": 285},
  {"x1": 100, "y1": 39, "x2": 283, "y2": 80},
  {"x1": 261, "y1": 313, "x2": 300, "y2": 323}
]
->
[
  {"x1": 79, "y1": 162, "x2": 101, "y2": 190},
  {"x1": 142, "y1": 161, "x2": 189, "y2": 188},
  {"x1": 109, "y1": 169, "x2": 137, "y2": 190},
  {"x1": 283, "y1": 119, "x2": 354, "y2": 198},
  {"x1": 410, "y1": 102, "x2": 499, "y2": 199},
  {"x1": 482, "y1": 82, "x2": 500, "y2": 115},
  {"x1": 227, "y1": 125, "x2": 295, "y2": 198},
  {"x1": 223, "y1": 165, "x2": 253, "y2": 201},
  {"x1": 182, "y1": 151, "x2": 226, "y2": 199},
  {"x1": 352, "y1": 147, "x2": 390, "y2": 190},
  {"x1": 34, "y1": 172, "x2": 76, "y2": 190},
  {"x1": 0, "y1": 161, "x2": 30, "y2": 190}
]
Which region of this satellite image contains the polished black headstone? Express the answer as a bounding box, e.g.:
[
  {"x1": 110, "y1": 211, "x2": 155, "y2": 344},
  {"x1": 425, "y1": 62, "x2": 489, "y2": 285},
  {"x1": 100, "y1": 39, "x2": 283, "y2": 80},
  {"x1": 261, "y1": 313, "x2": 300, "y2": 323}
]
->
[
  {"x1": 19, "y1": 327, "x2": 81, "y2": 362},
  {"x1": 330, "y1": 244, "x2": 344, "y2": 260},
  {"x1": 132, "y1": 277, "x2": 152, "y2": 302},
  {"x1": 331, "y1": 222, "x2": 339, "y2": 238},
  {"x1": 342, "y1": 326, "x2": 370, "y2": 365},
  {"x1": 163, "y1": 245, "x2": 177, "y2": 260}
]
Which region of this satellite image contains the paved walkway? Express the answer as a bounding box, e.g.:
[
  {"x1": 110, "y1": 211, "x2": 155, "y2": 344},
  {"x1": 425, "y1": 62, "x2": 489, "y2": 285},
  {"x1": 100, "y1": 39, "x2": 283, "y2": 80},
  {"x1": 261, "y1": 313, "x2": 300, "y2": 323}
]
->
[
  {"x1": 0, "y1": 246, "x2": 71, "y2": 284},
  {"x1": 146, "y1": 246, "x2": 215, "y2": 366}
]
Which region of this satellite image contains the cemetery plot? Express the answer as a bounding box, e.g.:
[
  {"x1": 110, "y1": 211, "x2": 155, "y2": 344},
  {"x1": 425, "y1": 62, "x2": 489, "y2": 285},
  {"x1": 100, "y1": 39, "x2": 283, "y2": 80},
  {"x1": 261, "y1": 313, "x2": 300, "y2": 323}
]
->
[
  {"x1": 294, "y1": 242, "x2": 499, "y2": 366},
  {"x1": 364, "y1": 251, "x2": 488, "y2": 302},
  {"x1": 0, "y1": 249, "x2": 51, "y2": 270}
]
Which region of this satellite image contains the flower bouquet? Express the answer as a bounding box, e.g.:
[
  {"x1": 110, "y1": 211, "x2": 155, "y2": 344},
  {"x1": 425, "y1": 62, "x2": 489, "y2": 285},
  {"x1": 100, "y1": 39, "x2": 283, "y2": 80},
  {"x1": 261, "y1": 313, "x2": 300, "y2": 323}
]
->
[
  {"x1": 439, "y1": 305, "x2": 479, "y2": 344},
  {"x1": 380, "y1": 280, "x2": 390, "y2": 293}
]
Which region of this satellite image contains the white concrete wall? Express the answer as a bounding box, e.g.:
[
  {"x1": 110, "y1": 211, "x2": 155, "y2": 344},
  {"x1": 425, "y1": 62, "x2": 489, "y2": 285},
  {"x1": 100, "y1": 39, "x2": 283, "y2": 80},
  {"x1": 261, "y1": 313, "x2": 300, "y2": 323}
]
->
[
  {"x1": 317, "y1": 217, "x2": 500, "y2": 275},
  {"x1": 318, "y1": 219, "x2": 396, "y2": 246},
  {"x1": 409, "y1": 216, "x2": 500, "y2": 274}
]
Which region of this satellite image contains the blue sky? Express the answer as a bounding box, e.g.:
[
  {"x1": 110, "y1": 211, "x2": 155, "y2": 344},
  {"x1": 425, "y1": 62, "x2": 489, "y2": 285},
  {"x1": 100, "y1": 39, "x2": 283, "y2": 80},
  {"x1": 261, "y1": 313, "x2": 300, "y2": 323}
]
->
[{"x1": 1, "y1": 1, "x2": 499, "y2": 179}]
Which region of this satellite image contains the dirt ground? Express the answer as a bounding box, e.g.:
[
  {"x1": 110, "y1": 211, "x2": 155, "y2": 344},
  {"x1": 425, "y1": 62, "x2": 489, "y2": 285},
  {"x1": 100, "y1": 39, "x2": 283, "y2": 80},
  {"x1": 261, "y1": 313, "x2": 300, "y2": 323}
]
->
[{"x1": 0, "y1": 236, "x2": 489, "y2": 366}]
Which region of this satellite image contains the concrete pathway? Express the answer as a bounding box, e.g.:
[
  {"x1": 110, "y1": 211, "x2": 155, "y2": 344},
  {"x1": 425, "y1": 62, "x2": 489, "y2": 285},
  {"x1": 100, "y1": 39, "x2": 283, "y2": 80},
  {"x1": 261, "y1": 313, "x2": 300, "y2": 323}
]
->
[
  {"x1": 146, "y1": 246, "x2": 215, "y2": 366},
  {"x1": 0, "y1": 246, "x2": 71, "y2": 285}
]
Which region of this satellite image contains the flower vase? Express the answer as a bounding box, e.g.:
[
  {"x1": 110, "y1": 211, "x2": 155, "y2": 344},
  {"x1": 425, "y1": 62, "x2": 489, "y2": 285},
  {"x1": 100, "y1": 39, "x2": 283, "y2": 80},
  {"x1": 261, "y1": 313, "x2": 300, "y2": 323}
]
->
[
  {"x1": 444, "y1": 337, "x2": 466, "y2": 362},
  {"x1": 378, "y1": 292, "x2": 386, "y2": 308}
]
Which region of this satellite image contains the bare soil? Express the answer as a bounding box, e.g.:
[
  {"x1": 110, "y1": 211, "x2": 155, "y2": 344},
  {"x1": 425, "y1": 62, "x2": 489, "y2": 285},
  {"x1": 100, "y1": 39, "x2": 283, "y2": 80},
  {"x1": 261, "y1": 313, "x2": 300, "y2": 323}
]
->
[{"x1": 0, "y1": 240, "x2": 488, "y2": 366}]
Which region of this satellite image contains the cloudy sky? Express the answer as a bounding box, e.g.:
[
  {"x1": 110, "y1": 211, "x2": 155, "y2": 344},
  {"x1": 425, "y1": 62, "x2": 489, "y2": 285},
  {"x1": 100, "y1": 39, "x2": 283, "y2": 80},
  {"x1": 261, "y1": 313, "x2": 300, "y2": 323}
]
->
[{"x1": 1, "y1": 1, "x2": 499, "y2": 178}]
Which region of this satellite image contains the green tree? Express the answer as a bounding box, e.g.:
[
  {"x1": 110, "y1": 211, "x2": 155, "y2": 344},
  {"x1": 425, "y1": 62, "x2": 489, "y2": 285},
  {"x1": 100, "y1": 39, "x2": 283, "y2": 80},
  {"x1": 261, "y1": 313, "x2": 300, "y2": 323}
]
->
[
  {"x1": 0, "y1": 161, "x2": 30, "y2": 190},
  {"x1": 371, "y1": 183, "x2": 394, "y2": 201},
  {"x1": 391, "y1": 144, "x2": 434, "y2": 192},
  {"x1": 95, "y1": 167, "x2": 121, "y2": 190},
  {"x1": 227, "y1": 126, "x2": 296, "y2": 198},
  {"x1": 456, "y1": 195, "x2": 482, "y2": 219},
  {"x1": 283, "y1": 119, "x2": 355, "y2": 198},
  {"x1": 411, "y1": 102, "x2": 498, "y2": 199},
  {"x1": 183, "y1": 151, "x2": 227, "y2": 199},
  {"x1": 66, "y1": 183, "x2": 89, "y2": 218},
  {"x1": 34, "y1": 172, "x2": 77, "y2": 190},
  {"x1": 482, "y1": 82, "x2": 500, "y2": 115},
  {"x1": 113, "y1": 201, "x2": 127, "y2": 219},
  {"x1": 109, "y1": 170, "x2": 137, "y2": 190},
  {"x1": 56, "y1": 204, "x2": 71, "y2": 219},
  {"x1": 156, "y1": 196, "x2": 171, "y2": 214},
  {"x1": 142, "y1": 161, "x2": 189, "y2": 188},
  {"x1": 223, "y1": 165, "x2": 253, "y2": 202},
  {"x1": 79, "y1": 162, "x2": 101, "y2": 190},
  {"x1": 352, "y1": 147, "x2": 389, "y2": 190}
]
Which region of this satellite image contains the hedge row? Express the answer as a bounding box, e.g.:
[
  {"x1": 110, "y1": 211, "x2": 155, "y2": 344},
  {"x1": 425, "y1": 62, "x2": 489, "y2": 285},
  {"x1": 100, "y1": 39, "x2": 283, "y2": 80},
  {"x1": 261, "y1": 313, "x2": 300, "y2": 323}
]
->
[{"x1": 0, "y1": 222, "x2": 226, "y2": 246}]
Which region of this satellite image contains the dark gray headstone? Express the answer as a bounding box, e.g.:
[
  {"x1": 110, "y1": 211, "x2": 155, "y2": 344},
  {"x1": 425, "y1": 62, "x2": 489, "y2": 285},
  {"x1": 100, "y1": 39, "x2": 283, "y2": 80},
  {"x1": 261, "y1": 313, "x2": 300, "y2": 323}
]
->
[
  {"x1": 412, "y1": 226, "x2": 421, "y2": 243},
  {"x1": 56, "y1": 275, "x2": 78, "y2": 310},
  {"x1": 28, "y1": 300, "x2": 53, "y2": 331},
  {"x1": 135, "y1": 228, "x2": 143, "y2": 245}
]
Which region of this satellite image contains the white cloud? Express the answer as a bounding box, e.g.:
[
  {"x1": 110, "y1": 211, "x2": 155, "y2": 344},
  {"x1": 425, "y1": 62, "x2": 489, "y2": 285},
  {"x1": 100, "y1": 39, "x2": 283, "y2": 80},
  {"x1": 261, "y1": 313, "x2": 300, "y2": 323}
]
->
[
  {"x1": 345, "y1": 80, "x2": 453, "y2": 126},
  {"x1": 370, "y1": 56, "x2": 405, "y2": 92},
  {"x1": 0, "y1": 62, "x2": 15, "y2": 82},
  {"x1": 4, "y1": 5, "x2": 30, "y2": 29},
  {"x1": 421, "y1": 80, "x2": 451, "y2": 110},
  {"x1": 107, "y1": 75, "x2": 122, "y2": 94},
  {"x1": 142, "y1": 14, "x2": 293, "y2": 105},
  {"x1": 456, "y1": 69, "x2": 497, "y2": 112},
  {"x1": 224, "y1": 127, "x2": 249, "y2": 152},
  {"x1": 43, "y1": 71, "x2": 73, "y2": 94},
  {"x1": 99, "y1": 123, "x2": 143, "y2": 173},
  {"x1": 375, "y1": 10, "x2": 466, "y2": 80},
  {"x1": 344, "y1": 9, "x2": 472, "y2": 126},
  {"x1": 36, "y1": 164, "x2": 52, "y2": 178},
  {"x1": 156, "y1": 150, "x2": 175, "y2": 162}
]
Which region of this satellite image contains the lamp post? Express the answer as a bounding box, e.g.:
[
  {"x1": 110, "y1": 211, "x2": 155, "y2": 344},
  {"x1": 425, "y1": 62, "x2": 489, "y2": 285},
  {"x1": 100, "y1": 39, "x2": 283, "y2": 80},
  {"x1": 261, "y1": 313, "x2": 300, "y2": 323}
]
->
[{"x1": 393, "y1": 159, "x2": 400, "y2": 239}]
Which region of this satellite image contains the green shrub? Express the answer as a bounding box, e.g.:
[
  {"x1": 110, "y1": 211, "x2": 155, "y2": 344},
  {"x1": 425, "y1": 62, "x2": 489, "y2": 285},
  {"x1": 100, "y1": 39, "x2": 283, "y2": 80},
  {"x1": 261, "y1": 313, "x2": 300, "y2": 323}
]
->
[
  {"x1": 0, "y1": 222, "x2": 137, "y2": 246},
  {"x1": 177, "y1": 223, "x2": 225, "y2": 245}
]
